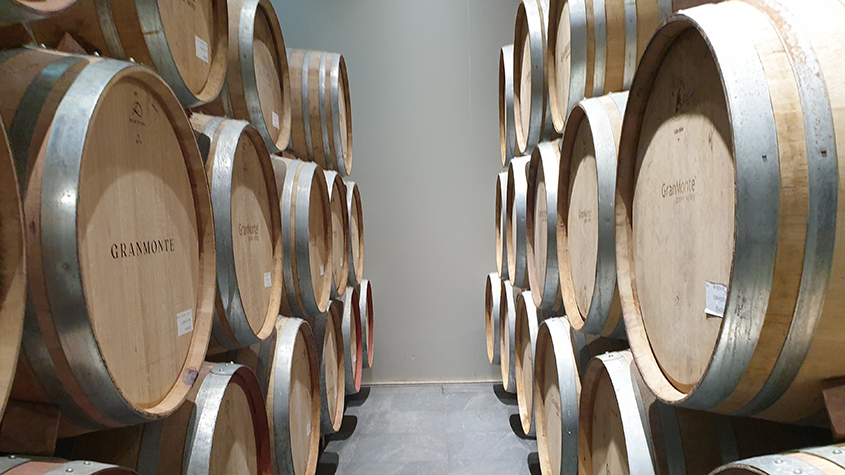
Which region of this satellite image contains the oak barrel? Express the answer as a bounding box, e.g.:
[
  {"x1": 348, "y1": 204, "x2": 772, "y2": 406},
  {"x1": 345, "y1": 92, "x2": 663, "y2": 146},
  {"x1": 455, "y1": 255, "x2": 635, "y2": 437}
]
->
[
  {"x1": 496, "y1": 172, "x2": 510, "y2": 281},
  {"x1": 202, "y1": 0, "x2": 291, "y2": 154},
  {"x1": 287, "y1": 49, "x2": 353, "y2": 175},
  {"x1": 514, "y1": 290, "x2": 544, "y2": 436},
  {"x1": 341, "y1": 288, "x2": 363, "y2": 395},
  {"x1": 275, "y1": 157, "x2": 332, "y2": 317},
  {"x1": 526, "y1": 141, "x2": 563, "y2": 312},
  {"x1": 0, "y1": 115, "x2": 25, "y2": 421},
  {"x1": 324, "y1": 171, "x2": 350, "y2": 299},
  {"x1": 559, "y1": 93, "x2": 626, "y2": 338},
  {"x1": 192, "y1": 114, "x2": 282, "y2": 351},
  {"x1": 499, "y1": 280, "x2": 518, "y2": 393},
  {"x1": 506, "y1": 156, "x2": 531, "y2": 289},
  {"x1": 0, "y1": 49, "x2": 215, "y2": 429},
  {"x1": 500, "y1": 44, "x2": 516, "y2": 167},
  {"x1": 579, "y1": 351, "x2": 831, "y2": 475},
  {"x1": 358, "y1": 279, "x2": 374, "y2": 369},
  {"x1": 0, "y1": 0, "x2": 75, "y2": 25},
  {"x1": 0, "y1": 458, "x2": 136, "y2": 474},
  {"x1": 615, "y1": 0, "x2": 845, "y2": 422},
  {"x1": 514, "y1": 0, "x2": 557, "y2": 156},
  {"x1": 72, "y1": 362, "x2": 272, "y2": 475},
  {"x1": 345, "y1": 179, "x2": 365, "y2": 287},
  {"x1": 304, "y1": 300, "x2": 345, "y2": 435},
  {"x1": 485, "y1": 273, "x2": 502, "y2": 365},
  {"x1": 23, "y1": 0, "x2": 227, "y2": 107},
  {"x1": 711, "y1": 445, "x2": 845, "y2": 475}
]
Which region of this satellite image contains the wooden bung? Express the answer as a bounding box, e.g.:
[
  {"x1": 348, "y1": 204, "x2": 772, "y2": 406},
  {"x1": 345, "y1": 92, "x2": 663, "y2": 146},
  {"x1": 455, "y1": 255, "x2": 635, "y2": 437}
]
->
[
  {"x1": 341, "y1": 289, "x2": 363, "y2": 395},
  {"x1": 9, "y1": 0, "x2": 228, "y2": 107},
  {"x1": 191, "y1": 114, "x2": 282, "y2": 352},
  {"x1": 303, "y1": 300, "x2": 345, "y2": 435},
  {"x1": 514, "y1": 0, "x2": 558, "y2": 156},
  {"x1": 0, "y1": 115, "x2": 25, "y2": 421},
  {"x1": 711, "y1": 444, "x2": 845, "y2": 475},
  {"x1": 485, "y1": 273, "x2": 502, "y2": 365},
  {"x1": 0, "y1": 458, "x2": 136, "y2": 474},
  {"x1": 0, "y1": 0, "x2": 75, "y2": 25},
  {"x1": 514, "y1": 290, "x2": 544, "y2": 436},
  {"x1": 559, "y1": 92, "x2": 627, "y2": 338},
  {"x1": 344, "y1": 179, "x2": 365, "y2": 287},
  {"x1": 506, "y1": 156, "x2": 531, "y2": 289},
  {"x1": 324, "y1": 171, "x2": 350, "y2": 299},
  {"x1": 496, "y1": 172, "x2": 510, "y2": 281},
  {"x1": 358, "y1": 279, "x2": 374, "y2": 369},
  {"x1": 615, "y1": 0, "x2": 845, "y2": 422},
  {"x1": 287, "y1": 49, "x2": 353, "y2": 176},
  {"x1": 545, "y1": 0, "x2": 717, "y2": 132},
  {"x1": 199, "y1": 0, "x2": 291, "y2": 154},
  {"x1": 0, "y1": 49, "x2": 215, "y2": 431},
  {"x1": 274, "y1": 157, "x2": 332, "y2": 317},
  {"x1": 500, "y1": 44, "x2": 516, "y2": 167},
  {"x1": 579, "y1": 351, "x2": 832, "y2": 475},
  {"x1": 499, "y1": 280, "x2": 519, "y2": 393},
  {"x1": 71, "y1": 362, "x2": 272, "y2": 475},
  {"x1": 526, "y1": 141, "x2": 564, "y2": 312}
]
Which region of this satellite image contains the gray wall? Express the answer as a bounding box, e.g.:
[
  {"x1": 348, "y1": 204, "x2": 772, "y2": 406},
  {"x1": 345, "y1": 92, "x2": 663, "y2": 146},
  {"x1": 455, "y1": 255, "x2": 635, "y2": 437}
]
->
[{"x1": 272, "y1": 0, "x2": 521, "y2": 383}]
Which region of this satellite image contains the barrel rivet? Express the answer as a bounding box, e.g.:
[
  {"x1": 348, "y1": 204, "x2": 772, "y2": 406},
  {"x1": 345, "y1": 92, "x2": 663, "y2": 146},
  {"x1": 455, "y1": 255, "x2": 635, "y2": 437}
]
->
[
  {"x1": 65, "y1": 469, "x2": 73, "y2": 473},
  {"x1": 834, "y1": 449, "x2": 843, "y2": 455},
  {"x1": 774, "y1": 459, "x2": 783, "y2": 464},
  {"x1": 793, "y1": 469, "x2": 802, "y2": 474},
  {"x1": 83, "y1": 461, "x2": 91, "y2": 465},
  {"x1": 9, "y1": 455, "x2": 16, "y2": 459}
]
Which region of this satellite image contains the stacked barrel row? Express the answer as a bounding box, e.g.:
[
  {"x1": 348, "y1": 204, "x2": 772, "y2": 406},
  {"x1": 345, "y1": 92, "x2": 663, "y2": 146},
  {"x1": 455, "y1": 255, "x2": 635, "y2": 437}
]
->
[
  {"x1": 0, "y1": 1, "x2": 375, "y2": 474},
  {"x1": 489, "y1": 0, "x2": 845, "y2": 474}
]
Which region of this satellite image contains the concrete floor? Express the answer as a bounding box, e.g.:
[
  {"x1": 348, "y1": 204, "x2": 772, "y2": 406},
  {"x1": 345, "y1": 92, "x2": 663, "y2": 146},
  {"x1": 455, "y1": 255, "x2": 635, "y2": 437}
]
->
[{"x1": 318, "y1": 383, "x2": 539, "y2": 475}]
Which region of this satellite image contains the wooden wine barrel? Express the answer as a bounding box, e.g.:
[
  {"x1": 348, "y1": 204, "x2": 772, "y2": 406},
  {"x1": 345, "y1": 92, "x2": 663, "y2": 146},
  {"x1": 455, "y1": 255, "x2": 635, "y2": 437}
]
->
[
  {"x1": 514, "y1": 0, "x2": 557, "y2": 156},
  {"x1": 341, "y1": 288, "x2": 364, "y2": 395},
  {"x1": 533, "y1": 317, "x2": 629, "y2": 475},
  {"x1": 304, "y1": 300, "x2": 345, "y2": 435},
  {"x1": 579, "y1": 351, "x2": 832, "y2": 475},
  {"x1": 202, "y1": 0, "x2": 291, "y2": 154},
  {"x1": 712, "y1": 445, "x2": 845, "y2": 475},
  {"x1": 0, "y1": 116, "x2": 25, "y2": 422},
  {"x1": 0, "y1": 49, "x2": 215, "y2": 429},
  {"x1": 275, "y1": 157, "x2": 332, "y2": 317},
  {"x1": 526, "y1": 141, "x2": 563, "y2": 312},
  {"x1": 506, "y1": 156, "x2": 531, "y2": 289},
  {"x1": 287, "y1": 49, "x2": 353, "y2": 176},
  {"x1": 485, "y1": 273, "x2": 502, "y2": 365},
  {"x1": 0, "y1": 0, "x2": 75, "y2": 25},
  {"x1": 324, "y1": 171, "x2": 350, "y2": 299},
  {"x1": 191, "y1": 114, "x2": 282, "y2": 351},
  {"x1": 514, "y1": 290, "x2": 544, "y2": 436},
  {"x1": 257, "y1": 317, "x2": 320, "y2": 475},
  {"x1": 358, "y1": 279, "x2": 374, "y2": 369},
  {"x1": 559, "y1": 92, "x2": 626, "y2": 338},
  {"x1": 615, "y1": 0, "x2": 845, "y2": 422},
  {"x1": 20, "y1": 0, "x2": 227, "y2": 107},
  {"x1": 496, "y1": 172, "x2": 510, "y2": 281},
  {"x1": 500, "y1": 44, "x2": 516, "y2": 167},
  {"x1": 71, "y1": 362, "x2": 272, "y2": 475},
  {"x1": 345, "y1": 179, "x2": 365, "y2": 287},
  {"x1": 0, "y1": 458, "x2": 136, "y2": 474},
  {"x1": 499, "y1": 280, "x2": 518, "y2": 393}
]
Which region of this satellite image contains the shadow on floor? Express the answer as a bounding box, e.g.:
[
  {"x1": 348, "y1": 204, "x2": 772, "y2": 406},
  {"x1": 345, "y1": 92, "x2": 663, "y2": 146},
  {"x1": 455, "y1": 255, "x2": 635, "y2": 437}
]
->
[
  {"x1": 493, "y1": 383, "x2": 518, "y2": 405},
  {"x1": 316, "y1": 451, "x2": 339, "y2": 475},
  {"x1": 510, "y1": 414, "x2": 536, "y2": 440},
  {"x1": 327, "y1": 415, "x2": 358, "y2": 442},
  {"x1": 528, "y1": 452, "x2": 541, "y2": 474},
  {"x1": 345, "y1": 386, "x2": 371, "y2": 407}
]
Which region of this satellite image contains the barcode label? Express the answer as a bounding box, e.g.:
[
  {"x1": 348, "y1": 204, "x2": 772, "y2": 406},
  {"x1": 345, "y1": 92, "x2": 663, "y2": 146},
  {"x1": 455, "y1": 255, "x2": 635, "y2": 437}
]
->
[
  {"x1": 177, "y1": 309, "x2": 194, "y2": 336},
  {"x1": 264, "y1": 272, "x2": 272, "y2": 288},
  {"x1": 705, "y1": 282, "x2": 727, "y2": 318},
  {"x1": 272, "y1": 112, "x2": 280, "y2": 129},
  {"x1": 195, "y1": 36, "x2": 209, "y2": 63}
]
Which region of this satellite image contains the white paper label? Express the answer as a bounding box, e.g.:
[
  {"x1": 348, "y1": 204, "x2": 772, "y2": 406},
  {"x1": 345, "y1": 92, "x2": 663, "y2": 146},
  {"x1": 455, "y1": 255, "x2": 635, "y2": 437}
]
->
[
  {"x1": 272, "y1": 112, "x2": 280, "y2": 129},
  {"x1": 264, "y1": 272, "x2": 272, "y2": 288},
  {"x1": 195, "y1": 36, "x2": 209, "y2": 63},
  {"x1": 705, "y1": 282, "x2": 727, "y2": 318},
  {"x1": 177, "y1": 309, "x2": 194, "y2": 336}
]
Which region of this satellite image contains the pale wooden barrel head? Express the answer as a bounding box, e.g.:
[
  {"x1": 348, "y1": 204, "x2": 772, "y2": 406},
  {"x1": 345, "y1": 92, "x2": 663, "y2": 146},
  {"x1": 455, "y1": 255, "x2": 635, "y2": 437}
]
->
[
  {"x1": 77, "y1": 71, "x2": 200, "y2": 409},
  {"x1": 252, "y1": 1, "x2": 289, "y2": 151},
  {"x1": 157, "y1": 0, "x2": 216, "y2": 96},
  {"x1": 552, "y1": 1, "x2": 572, "y2": 129},
  {"x1": 288, "y1": 322, "x2": 318, "y2": 475},
  {"x1": 323, "y1": 301, "x2": 345, "y2": 433},
  {"x1": 307, "y1": 168, "x2": 332, "y2": 310},
  {"x1": 589, "y1": 370, "x2": 629, "y2": 475},
  {"x1": 535, "y1": 324, "x2": 563, "y2": 475},
  {"x1": 632, "y1": 29, "x2": 734, "y2": 391},
  {"x1": 209, "y1": 379, "x2": 259, "y2": 475},
  {"x1": 567, "y1": 118, "x2": 599, "y2": 317},
  {"x1": 485, "y1": 273, "x2": 501, "y2": 365},
  {"x1": 337, "y1": 57, "x2": 352, "y2": 173},
  {"x1": 518, "y1": 36, "x2": 532, "y2": 148},
  {"x1": 514, "y1": 291, "x2": 537, "y2": 435},
  {"x1": 326, "y1": 172, "x2": 349, "y2": 297},
  {"x1": 345, "y1": 180, "x2": 364, "y2": 287}
]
